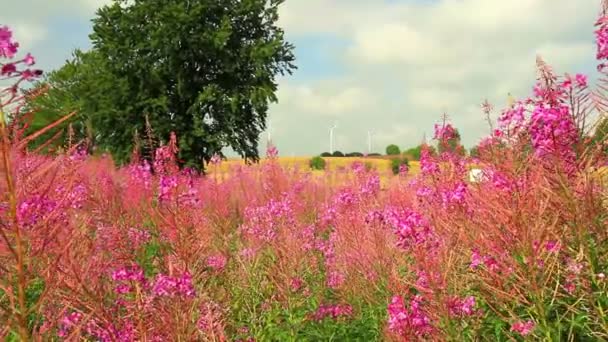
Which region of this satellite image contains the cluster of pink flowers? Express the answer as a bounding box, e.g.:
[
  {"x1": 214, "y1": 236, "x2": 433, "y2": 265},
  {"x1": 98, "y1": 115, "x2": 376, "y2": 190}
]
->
[
  {"x1": 0, "y1": 25, "x2": 41, "y2": 83},
  {"x1": 289, "y1": 277, "x2": 304, "y2": 292},
  {"x1": 58, "y1": 312, "x2": 136, "y2": 342},
  {"x1": 209, "y1": 153, "x2": 222, "y2": 165},
  {"x1": 433, "y1": 123, "x2": 458, "y2": 143},
  {"x1": 241, "y1": 196, "x2": 295, "y2": 242},
  {"x1": 17, "y1": 194, "x2": 59, "y2": 229},
  {"x1": 326, "y1": 271, "x2": 345, "y2": 289},
  {"x1": 596, "y1": 14, "x2": 608, "y2": 67},
  {"x1": 158, "y1": 175, "x2": 178, "y2": 203},
  {"x1": 310, "y1": 303, "x2": 353, "y2": 321},
  {"x1": 562, "y1": 258, "x2": 585, "y2": 294},
  {"x1": 447, "y1": 296, "x2": 477, "y2": 317},
  {"x1": 528, "y1": 103, "x2": 579, "y2": 166},
  {"x1": 207, "y1": 254, "x2": 228, "y2": 271},
  {"x1": 266, "y1": 143, "x2": 279, "y2": 158},
  {"x1": 387, "y1": 295, "x2": 433, "y2": 337},
  {"x1": 498, "y1": 102, "x2": 527, "y2": 136},
  {"x1": 561, "y1": 73, "x2": 588, "y2": 90},
  {"x1": 0, "y1": 26, "x2": 19, "y2": 59},
  {"x1": 470, "y1": 249, "x2": 499, "y2": 272},
  {"x1": 111, "y1": 266, "x2": 147, "y2": 295},
  {"x1": 510, "y1": 320, "x2": 535, "y2": 336},
  {"x1": 127, "y1": 162, "x2": 152, "y2": 189},
  {"x1": 386, "y1": 208, "x2": 434, "y2": 250},
  {"x1": 420, "y1": 147, "x2": 440, "y2": 175},
  {"x1": 439, "y1": 181, "x2": 468, "y2": 208},
  {"x1": 153, "y1": 135, "x2": 178, "y2": 175},
  {"x1": 57, "y1": 312, "x2": 83, "y2": 338},
  {"x1": 127, "y1": 228, "x2": 151, "y2": 248},
  {"x1": 152, "y1": 272, "x2": 196, "y2": 298}
]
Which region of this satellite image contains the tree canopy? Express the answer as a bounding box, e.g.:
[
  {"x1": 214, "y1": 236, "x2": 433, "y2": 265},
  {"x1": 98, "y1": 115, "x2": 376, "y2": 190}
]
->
[{"x1": 28, "y1": 0, "x2": 296, "y2": 170}]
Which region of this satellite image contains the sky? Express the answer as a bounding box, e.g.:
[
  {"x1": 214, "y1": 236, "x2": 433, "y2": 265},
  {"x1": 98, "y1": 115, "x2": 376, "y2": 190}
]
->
[{"x1": 0, "y1": 0, "x2": 602, "y2": 156}]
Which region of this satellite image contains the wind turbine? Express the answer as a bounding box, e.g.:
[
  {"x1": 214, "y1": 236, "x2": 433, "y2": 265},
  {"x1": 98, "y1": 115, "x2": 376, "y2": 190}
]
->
[
  {"x1": 367, "y1": 130, "x2": 375, "y2": 154},
  {"x1": 329, "y1": 121, "x2": 338, "y2": 154},
  {"x1": 267, "y1": 119, "x2": 272, "y2": 144}
]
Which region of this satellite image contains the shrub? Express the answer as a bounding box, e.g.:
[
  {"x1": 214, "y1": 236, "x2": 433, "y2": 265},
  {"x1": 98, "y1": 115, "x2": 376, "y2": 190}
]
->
[
  {"x1": 320, "y1": 152, "x2": 332, "y2": 157},
  {"x1": 469, "y1": 146, "x2": 480, "y2": 158},
  {"x1": 390, "y1": 157, "x2": 409, "y2": 175},
  {"x1": 385, "y1": 144, "x2": 401, "y2": 156},
  {"x1": 309, "y1": 156, "x2": 326, "y2": 170},
  {"x1": 403, "y1": 145, "x2": 422, "y2": 160},
  {"x1": 367, "y1": 153, "x2": 382, "y2": 157},
  {"x1": 346, "y1": 152, "x2": 364, "y2": 157},
  {"x1": 332, "y1": 151, "x2": 344, "y2": 157}
]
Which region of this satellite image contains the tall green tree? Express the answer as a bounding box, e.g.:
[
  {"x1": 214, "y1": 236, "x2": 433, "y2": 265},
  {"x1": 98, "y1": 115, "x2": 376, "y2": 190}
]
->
[
  {"x1": 30, "y1": 0, "x2": 296, "y2": 170},
  {"x1": 24, "y1": 50, "x2": 113, "y2": 152},
  {"x1": 89, "y1": 0, "x2": 296, "y2": 169}
]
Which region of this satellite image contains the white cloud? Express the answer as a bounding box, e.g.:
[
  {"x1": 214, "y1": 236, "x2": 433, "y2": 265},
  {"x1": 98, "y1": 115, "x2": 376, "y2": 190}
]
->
[
  {"x1": 268, "y1": 0, "x2": 600, "y2": 152},
  {"x1": 276, "y1": 82, "x2": 377, "y2": 117}
]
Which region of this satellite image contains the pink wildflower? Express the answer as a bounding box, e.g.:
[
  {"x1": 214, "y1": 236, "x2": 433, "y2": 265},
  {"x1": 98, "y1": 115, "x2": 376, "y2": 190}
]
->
[
  {"x1": 510, "y1": 320, "x2": 535, "y2": 336},
  {"x1": 290, "y1": 277, "x2": 303, "y2": 292},
  {"x1": 575, "y1": 73, "x2": 588, "y2": 87},
  {"x1": 23, "y1": 52, "x2": 35, "y2": 65},
  {"x1": 0, "y1": 25, "x2": 19, "y2": 58},
  {"x1": 1, "y1": 63, "x2": 16, "y2": 75},
  {"x1": 447, "y1": 296, "x2": 476, "y2": 317},
  {"x1": 311, "y1": 304, "x2": 353, "y2": 321},
  {"x1": 326, "y1": 271, "x2": 345, "y2": 289},
  {"x1": 387, "y1": 295, "x2": 432, "y2": 337},
  {"x1": 207, "y1": 254, "x2": 228, "y2": 271}
]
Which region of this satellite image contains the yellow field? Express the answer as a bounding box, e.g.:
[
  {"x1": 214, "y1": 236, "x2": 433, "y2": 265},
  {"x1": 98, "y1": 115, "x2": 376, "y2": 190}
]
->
[{"x1": 208, "y1": 156, "x2": 421, "y2": 176}]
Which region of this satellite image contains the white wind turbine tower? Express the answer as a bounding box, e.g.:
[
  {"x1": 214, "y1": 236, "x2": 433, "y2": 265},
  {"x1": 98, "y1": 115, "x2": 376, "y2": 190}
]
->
[
  {"x1": 367, "y1": 130, "x2": 375, "y2": 154},
  {"x1": 329, "y1": 121, "x2": 338, "y2": 154},
  {"x1": 267, "y1": 119, "x2": 272, "y2": 144}
]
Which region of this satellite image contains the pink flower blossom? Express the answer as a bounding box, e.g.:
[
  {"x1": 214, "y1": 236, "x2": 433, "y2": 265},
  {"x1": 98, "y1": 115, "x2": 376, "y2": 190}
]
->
[
  {"x1": 1, "y1": 63, "x2": 16, "y2": 75},
  {"x1": 387, "y1": 295, "x2": 432, "y2": 337},
  {"x1": 311, "y1": 303, "x2": 353, "y2": 321},
  {"x1": 207, "y1": 254, "x2": 228, "y2": 271},
  {"x1": 290, "y1": 277, "x2": 303, "y2": 292},
  {"x1": 0, "y1": 25, "x2": 19, "y2": 58},
  {"x1": 210, "y1": 153, "x2": 222, "y2": 165},
  {"x1": 152, "y1": 272, "x2": 195, "y2": 298},
  {"x1": 510, "y1": 320, "x2": 535, "y2": 336},
  {"x1": 447, "y1": 296, "x2": 476, "y2": 317},
  {"x1": 326, "y1": 271, "x2": 345, "y2": 289},
  {"x1": 23, "y1": 52, "x2": 35, "y2": 65},
  {"x1": 575, "y1": 73, "x2": 588, "y2": 87}
]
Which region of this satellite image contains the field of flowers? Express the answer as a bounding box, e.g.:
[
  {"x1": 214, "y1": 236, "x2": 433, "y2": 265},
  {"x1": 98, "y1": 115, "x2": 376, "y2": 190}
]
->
[{"x1": 3, "y1": 3, "x2": 608, "y2": 342}]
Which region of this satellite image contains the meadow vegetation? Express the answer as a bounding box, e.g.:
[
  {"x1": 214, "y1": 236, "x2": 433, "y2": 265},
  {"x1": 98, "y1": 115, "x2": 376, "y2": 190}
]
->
[{"x1": 2, "y1": 1, "x2": 608, "y2": 341}]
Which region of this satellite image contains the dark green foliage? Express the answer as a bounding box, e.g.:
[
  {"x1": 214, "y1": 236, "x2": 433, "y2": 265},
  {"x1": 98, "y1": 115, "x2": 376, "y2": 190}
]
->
[
  {"x1": 385, "y1": 144, "x2": 401, "y2": 156},
  {"x1": 470, "y1": 145, "x2": 480, "y2": 158},
  {"x1": 367, "y1": 153, "x2": 382, "y2": 157},
  {"x1": 23, "y1": 50, "x2": 105, "y2": 153},
  {"x1": 592, "y1": 116, "x2": 608, "y2": 155},
  {"x1": 332, "y1": 151, "x2": 344, "y2": 157},
  {"x1": 320, "y1": 152, "x2": 332, "y2": 157},
  {"x1": 309, "y1": 156, "x2": 326, "y2": 170},
  {"x1": 390, "y1": 157, "x2": 409, "y2": 175},
  {"x1": 28, "y1": 0, "x2": 296, "y2": 171},
  {"x1": 346, "y1": 152, "x2": 364, "y2": 157},
  {"x1": 403, "y1": 145, "x2": 422, "y2": 160}
]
